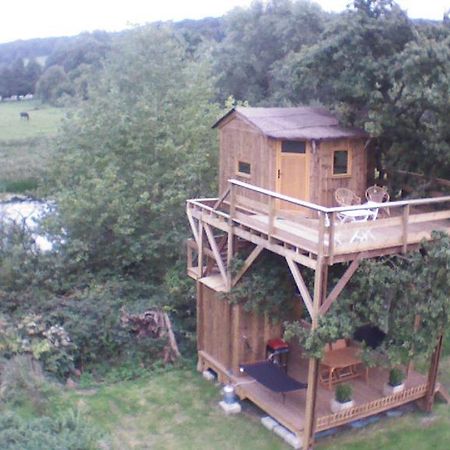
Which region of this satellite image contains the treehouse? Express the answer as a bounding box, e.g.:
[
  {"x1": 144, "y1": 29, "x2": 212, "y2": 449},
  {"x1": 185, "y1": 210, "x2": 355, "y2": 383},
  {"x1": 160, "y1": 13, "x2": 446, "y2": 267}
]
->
[
  {"x1": 186, "y1": 107, "x2": 450, "y2": 449},
  {"x1": 214, "y1": 107, "x2": 369, "y2": 210}
]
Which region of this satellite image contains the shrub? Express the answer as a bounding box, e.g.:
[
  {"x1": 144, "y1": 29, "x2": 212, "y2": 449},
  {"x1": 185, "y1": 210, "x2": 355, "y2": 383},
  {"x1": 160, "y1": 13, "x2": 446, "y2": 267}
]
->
[
  {"x1": 0, "y1": 410, "x2": 99, "y2": 450},
  {"x1": 388, "y1": 368, "x2": 404, "y2": 387},
  {"x1": 0, "y1": 355, "x2": 59, "y2": 413},
  {"x1": 335, "y1": 383, "x2": 352, "y2": 403}
]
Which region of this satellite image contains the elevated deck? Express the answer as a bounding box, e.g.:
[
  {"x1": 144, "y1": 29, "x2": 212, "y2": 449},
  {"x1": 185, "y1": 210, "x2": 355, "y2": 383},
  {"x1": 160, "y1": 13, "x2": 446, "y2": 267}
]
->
[{"x1": 187, "y1": 179, "x2": 450, "y2": 271}]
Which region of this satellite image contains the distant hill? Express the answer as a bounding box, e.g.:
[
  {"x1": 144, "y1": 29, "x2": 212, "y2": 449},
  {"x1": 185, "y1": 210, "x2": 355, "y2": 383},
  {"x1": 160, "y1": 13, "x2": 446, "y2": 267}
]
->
[
  {"x1": 0, "y1": 17, "x2": 225, "y2": 67},
  {"x1": 0, "y1": 36, "x2": 76, "y2": 66}
]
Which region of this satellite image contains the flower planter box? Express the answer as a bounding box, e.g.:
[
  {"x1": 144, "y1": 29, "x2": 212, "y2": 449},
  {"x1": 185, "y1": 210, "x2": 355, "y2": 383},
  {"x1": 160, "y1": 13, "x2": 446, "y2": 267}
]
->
[
  {"x1": 330, "y1": 399, "x2": 354, "y2": 413},
  {"x1": 383, "y1": 383, "x2": 405, "y2": 396}
]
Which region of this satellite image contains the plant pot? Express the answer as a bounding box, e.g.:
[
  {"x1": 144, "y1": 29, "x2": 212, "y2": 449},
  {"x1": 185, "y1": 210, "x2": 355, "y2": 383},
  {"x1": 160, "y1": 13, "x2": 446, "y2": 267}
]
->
[
  {"x1": 383, "y1": 383, "x2": 405, "y2": 396},
  {"x1": 330, "y1": 398, "x2": 354, "y2": 413}
]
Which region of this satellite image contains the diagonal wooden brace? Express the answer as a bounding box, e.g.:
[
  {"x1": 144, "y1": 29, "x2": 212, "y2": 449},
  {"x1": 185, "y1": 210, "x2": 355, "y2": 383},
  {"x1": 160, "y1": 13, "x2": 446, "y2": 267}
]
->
[
  {"x1": 286, "y1": 257, "x2": 314, "y2": 319},
  {"x1": 319, "y1": 253, "x2": 365, "y2": 315},
  {"x1": 204, "y1": 223, "x2": 228, "y2": 287},
  {"x1": 231, "y1": 245, "x2": 264, "y2": 287}
]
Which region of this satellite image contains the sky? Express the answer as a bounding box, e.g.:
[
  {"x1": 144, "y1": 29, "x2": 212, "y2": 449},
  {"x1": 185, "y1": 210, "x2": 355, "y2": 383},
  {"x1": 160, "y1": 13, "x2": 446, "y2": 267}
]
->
[{"x1": 0, "y1": 0, "x2": 449, "y2": 44}]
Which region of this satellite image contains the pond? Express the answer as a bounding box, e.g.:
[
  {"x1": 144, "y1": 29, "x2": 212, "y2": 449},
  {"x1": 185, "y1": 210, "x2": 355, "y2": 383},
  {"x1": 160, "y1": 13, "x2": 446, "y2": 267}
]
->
[{"x1": 0, "y1": 196, "x2": 53, "y2": 251}]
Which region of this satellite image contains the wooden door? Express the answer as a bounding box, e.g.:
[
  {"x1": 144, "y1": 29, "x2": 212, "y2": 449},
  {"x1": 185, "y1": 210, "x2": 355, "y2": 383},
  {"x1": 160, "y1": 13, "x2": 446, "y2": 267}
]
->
[{"x1": 277, "y1": 140, "x2": 309, "y2": 210}]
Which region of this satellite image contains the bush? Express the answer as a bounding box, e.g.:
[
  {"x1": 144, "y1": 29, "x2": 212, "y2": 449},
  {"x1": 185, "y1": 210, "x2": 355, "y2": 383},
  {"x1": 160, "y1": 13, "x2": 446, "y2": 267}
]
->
[
  {"x1": 0, "y1": 410, "x2": 99, "y2": 450},
  {"x1": 0, "y1": 355, "x2": 58, "y2": 413},
  {"x1": 388, "y1": 368, "x2": 404, "y2": 387},
  {"x1": 335, "y1": 383, "x2": 352, "y2": 403}
]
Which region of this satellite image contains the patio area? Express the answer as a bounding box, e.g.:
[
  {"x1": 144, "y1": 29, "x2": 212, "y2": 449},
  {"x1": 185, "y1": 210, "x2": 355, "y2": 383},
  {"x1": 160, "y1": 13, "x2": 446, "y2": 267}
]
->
[{"x1": 231, "y1": 352, "x2": 428, "y2": 435}]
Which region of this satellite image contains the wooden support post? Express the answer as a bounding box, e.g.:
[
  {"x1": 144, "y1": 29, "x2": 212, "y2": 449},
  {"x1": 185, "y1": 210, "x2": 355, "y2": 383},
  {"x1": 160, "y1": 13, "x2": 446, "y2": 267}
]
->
[
  {"x1": 406, "y1": 315, "x2": 421, "y2": 376},
  {"x1": 303, "y1": 213, "x2": 326, "y2": 450},
  {"x1": 196, "y1": 281, "x2": 204, "y2": 371},
  {"x1": 226, "y1": 184, "x2": 236, "y2": 291},
  {"x1": 198, "y1": 222, "x2": 204, "y2": 279},
  {"x1": 402, "y1": 204, "x2": 410, "y2": 254},
  {"x1": 424, "y1": 334, "x2": 444, "y2": 412},
  {"x1": 227, "y1": 229, "x2": 234, "y2": 291},
  {"x1": 230, "y1": 304, "x2": 241, "y2": 375}
]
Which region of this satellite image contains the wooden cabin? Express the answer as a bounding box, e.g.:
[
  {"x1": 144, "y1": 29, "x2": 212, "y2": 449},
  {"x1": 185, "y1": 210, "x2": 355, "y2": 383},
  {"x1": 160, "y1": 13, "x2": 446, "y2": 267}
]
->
[
  {"x1": 187, "y1": 107, "x2": 450, "y2": 449},
  {"x1": 213, "y1": 107, "x2": 369, "y2": 209}
]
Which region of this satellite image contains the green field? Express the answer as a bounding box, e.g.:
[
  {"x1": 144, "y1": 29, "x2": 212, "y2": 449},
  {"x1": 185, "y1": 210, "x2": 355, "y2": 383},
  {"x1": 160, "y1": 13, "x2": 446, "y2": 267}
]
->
[
  {"x1": 0, "y1": 100, "x2": 67, "y2": 193},
  {"x1": 0, "y1": 100, "x2": 65, "y2": 140}
]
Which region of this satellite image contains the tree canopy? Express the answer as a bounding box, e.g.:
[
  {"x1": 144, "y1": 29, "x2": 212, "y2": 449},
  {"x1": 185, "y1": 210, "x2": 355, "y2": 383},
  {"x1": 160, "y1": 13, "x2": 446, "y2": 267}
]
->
[
  {"x1": 47, "y1": 26, "x2": 220, "y2": 283},
  {"x1": 277, "y1": 0, "x2": 450, "y2": 180}
]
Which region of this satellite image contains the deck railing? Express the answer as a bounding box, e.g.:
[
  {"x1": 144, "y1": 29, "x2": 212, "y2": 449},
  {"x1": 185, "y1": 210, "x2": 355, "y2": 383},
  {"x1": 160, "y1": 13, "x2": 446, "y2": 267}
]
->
[
  {"x1": 316, "y1": 383, "x2": 428, "y2": 432},
  {"x1": 187, "y1": 179, "x2": 450, "y2": 266},
  {"x1": 226, "y1": 179, "x2": 450, "y2": 261}
]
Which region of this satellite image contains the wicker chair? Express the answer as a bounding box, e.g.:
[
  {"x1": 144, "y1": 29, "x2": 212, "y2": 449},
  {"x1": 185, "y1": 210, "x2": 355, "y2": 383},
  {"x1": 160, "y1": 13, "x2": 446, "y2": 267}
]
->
[
  {"x1": 334, "y1": 187, "x2": 361, "y2": 207},
  {"x1": 365, "y1": 185, "x2": 390, "y2": 216}
]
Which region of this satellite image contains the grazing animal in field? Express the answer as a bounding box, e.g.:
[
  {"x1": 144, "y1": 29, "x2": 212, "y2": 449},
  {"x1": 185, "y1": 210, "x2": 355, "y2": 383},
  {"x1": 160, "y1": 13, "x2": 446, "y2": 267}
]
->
[{"x1": 20, "y1": 111, "x2": 30, "y2": 120}]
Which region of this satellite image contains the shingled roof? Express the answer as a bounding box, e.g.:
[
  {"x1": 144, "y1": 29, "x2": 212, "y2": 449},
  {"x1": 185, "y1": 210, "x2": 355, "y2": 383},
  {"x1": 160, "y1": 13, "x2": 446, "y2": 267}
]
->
[{"x1": 213, "y1": 107, "x2": 367, "y2": 140}]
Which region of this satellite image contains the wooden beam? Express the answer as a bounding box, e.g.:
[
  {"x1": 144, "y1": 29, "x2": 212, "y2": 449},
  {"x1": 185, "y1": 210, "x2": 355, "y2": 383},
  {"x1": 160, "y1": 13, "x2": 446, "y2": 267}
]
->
[
  {"x1": 213, "y1": 187, "x2": 230, "y2": 210},
  {"x1": 424, "y1": 334, "x2": 444, "y2": 412},
  {"x1": 197, "y1": 222, "x2": 204, "y2": 279},
  {"x1": 286, "y1": 257, "x2": 314, "y2": 319},
  {"x1": 186, "y1": 207, "x2": 199, "y2": 245},
  {"x1": 204, "y1": 223, "x2": 228, "y2": 286},
  {"x1": 232, "y1": 245, "x2": 264, "y2": 287},
  {"x1": 402, "y1": 204, "x2": 410, "y2": 254},
  {"x1": 319, "y1": 254, "x2": 364, "y2": 315},
  {"x1": 328, "y1": 212, "x2": 336, "y2": 265},
  {"x1": 303, "y1": 214, "x2": 326, "y2": 450}
]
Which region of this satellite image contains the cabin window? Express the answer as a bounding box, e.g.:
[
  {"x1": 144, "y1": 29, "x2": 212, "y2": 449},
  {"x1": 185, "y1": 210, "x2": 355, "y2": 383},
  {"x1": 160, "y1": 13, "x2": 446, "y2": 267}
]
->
[
  {"x1": 333, "y1": 150, "x2": 350, "y2": 176},
  {"x1": 237, "y1": 161, "x2": 251, "y2": 176},
  {"x1": 281, "y1": 140, "x2": 306, "y2": 154}
]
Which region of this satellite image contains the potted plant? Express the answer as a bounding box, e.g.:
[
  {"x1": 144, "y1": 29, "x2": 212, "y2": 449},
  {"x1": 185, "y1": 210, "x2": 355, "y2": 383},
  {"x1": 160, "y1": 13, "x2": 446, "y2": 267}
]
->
[
  {"x1": 383, "y1": 368, "x2": 405, "y2": 396},
  {"x1": 330, "y1": 383, "x2": 354, "y2": 413}
]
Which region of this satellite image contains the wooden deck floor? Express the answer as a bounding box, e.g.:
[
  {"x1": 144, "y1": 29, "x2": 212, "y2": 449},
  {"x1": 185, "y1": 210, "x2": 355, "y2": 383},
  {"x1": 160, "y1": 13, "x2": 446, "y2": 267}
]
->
[
  {"x1": 243, "y1": 210, "x2": 450, "y2": 260},
  {"x1": 232, "y1": 356, "x2": 428, "y2": 435}
]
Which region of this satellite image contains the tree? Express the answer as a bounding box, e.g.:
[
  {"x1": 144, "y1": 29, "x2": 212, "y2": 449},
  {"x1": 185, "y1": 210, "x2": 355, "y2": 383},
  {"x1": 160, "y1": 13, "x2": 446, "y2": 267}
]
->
[
  {"x1": 214, "y1": 0, "x2": 327, "y2": 104},
  {"x1": 35, "y1": 65, "x2": 74, "y2": 104},
  {"x1": 278, "y1": 0, "x2": 450, "y2": 180},
  {"x1": 24, "y1": 58, "x2": 42, "y2": 94},
  {"x1": 47, "y1": 25, "x2": 220, "y2": 284}
]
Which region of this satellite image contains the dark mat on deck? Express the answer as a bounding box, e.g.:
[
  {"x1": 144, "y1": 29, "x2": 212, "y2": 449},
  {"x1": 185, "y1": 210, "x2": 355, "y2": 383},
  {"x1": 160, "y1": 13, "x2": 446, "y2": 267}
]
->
[{"x1": 240, "y1": 361, "x2": 307, "y2": 393}]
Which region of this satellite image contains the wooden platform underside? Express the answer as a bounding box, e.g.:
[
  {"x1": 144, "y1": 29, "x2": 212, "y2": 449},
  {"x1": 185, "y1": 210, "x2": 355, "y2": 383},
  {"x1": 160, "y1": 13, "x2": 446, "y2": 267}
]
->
[{"x1": 198, "y1": 350, "x2": 428, "y2": 435}]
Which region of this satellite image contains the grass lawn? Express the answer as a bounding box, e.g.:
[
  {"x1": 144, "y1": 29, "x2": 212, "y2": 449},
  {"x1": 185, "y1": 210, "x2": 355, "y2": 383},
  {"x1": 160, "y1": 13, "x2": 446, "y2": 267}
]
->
[
  {"x1": 54, "y1": 368, "x2": 286, "y2": 450},
  {"x1": 0, "y1": 100, "x2": 67, "y2": 193},
  {"x1": 46, "y1": 364, "x2": 450, "y2": 450},
  {"x1": 0, "y1": 100, "x2": 66, "y2": 140}
]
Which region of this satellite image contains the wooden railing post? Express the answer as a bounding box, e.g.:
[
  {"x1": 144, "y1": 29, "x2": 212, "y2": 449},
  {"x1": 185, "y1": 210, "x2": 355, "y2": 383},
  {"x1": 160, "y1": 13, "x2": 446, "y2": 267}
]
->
[
  {"x1": 197, "y1": 222, "x2": 204, "y2": 279},
  {"x1": 402, "y1": 204, "x2": 410, "y2": 254},
  {"x1": 328, "y1": 212, "x2": 335, "y2": 265},
  {"x1": 268, "y1": 195, "x2": 275, "y2": 243}
]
